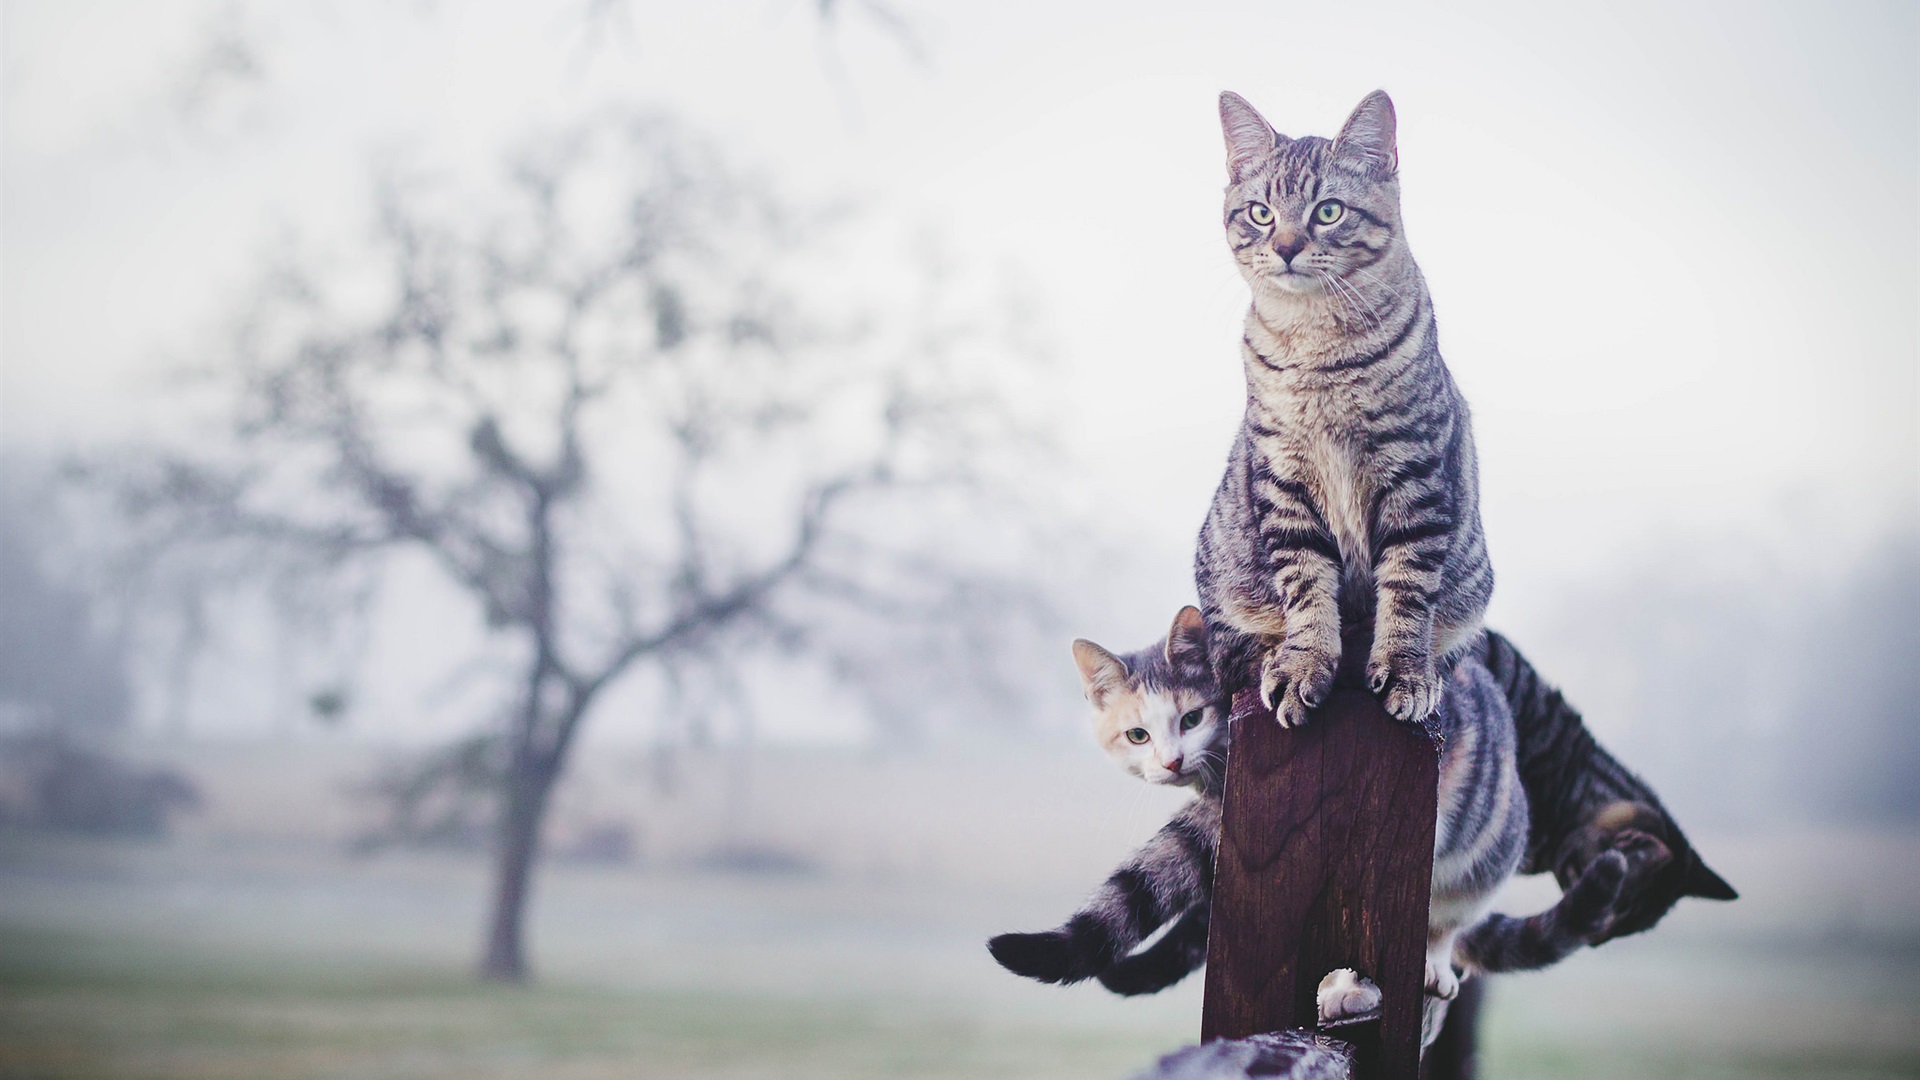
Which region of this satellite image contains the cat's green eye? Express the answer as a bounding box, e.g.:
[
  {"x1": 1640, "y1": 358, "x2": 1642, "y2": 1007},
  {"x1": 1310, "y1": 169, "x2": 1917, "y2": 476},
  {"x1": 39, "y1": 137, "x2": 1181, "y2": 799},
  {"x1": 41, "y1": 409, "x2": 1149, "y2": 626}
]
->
[
  {"x1": 1246, "y1": 203, "x2": 1274, "y2": 226},
  {"x1": 1313, "y1": 199, "x2": 1346, "y2": 226},
  {"x1": 1180, "y1": 709, "x2": 1204, "y2": 731},
  {"x1": 1125, "y1": 727, "x2": 1151, "y2": 745}
]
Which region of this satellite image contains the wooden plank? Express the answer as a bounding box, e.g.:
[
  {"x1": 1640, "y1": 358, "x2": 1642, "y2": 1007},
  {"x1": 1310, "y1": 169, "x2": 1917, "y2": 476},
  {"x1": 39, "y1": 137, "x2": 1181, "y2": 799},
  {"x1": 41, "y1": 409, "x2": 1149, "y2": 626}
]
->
[{"x1": 1201, "y1": 685, "x2": 1439, "y2": 1080}]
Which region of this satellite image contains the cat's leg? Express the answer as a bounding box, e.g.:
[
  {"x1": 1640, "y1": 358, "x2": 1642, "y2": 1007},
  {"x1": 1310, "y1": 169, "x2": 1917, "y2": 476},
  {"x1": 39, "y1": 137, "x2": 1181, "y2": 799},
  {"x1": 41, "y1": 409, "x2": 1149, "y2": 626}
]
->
[
  {"x1": 989, "y1": 799, "x2": 1217, "y2": 985},
  {"x1": 1453, "y1": 844, "x2": 1639, "y2": 975},
  {"x1": 1365, "y1": 489, "x2": 1458, "y2": 723},
  {"x1": 1248, "y1": 474, "x2": 1344, "y2": 727},
  {"x1": 1097, "y1": 904, "x2": 1210, "y2": 996},
  {"x1": 1260, "y1": 603, "x2": 1341, "y2": 729}
]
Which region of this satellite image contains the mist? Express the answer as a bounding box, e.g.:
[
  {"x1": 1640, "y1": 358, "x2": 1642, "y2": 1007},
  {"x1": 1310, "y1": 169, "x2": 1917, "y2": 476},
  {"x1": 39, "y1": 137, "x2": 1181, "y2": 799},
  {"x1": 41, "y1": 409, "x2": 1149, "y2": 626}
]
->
[{"x1": 2, "y1": 2, "x2": 1916, "y2": 1077}]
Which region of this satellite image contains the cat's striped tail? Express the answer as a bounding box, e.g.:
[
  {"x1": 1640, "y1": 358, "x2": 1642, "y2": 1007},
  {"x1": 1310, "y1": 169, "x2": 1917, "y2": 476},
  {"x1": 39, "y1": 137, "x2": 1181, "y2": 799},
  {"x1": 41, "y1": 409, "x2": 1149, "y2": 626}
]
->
[{"x1": 988, "y1": 797, "x2": 1219, "y2": 985}]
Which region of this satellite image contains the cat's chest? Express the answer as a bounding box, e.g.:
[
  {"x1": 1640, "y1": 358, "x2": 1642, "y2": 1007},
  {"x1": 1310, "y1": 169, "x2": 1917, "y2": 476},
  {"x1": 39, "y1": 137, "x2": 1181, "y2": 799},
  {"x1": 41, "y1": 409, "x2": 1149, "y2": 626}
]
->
[{"x1": 1250, "y1": 395, "x2": 1375, "y2": 573}]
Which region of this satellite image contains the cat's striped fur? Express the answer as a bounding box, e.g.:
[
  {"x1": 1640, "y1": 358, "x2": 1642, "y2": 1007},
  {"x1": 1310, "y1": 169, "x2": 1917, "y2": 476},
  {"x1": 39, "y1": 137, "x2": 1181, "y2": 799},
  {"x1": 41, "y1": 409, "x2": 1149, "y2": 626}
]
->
[{"x1": 1196, "y1": 90, "x2": 1491, "y2": 727}]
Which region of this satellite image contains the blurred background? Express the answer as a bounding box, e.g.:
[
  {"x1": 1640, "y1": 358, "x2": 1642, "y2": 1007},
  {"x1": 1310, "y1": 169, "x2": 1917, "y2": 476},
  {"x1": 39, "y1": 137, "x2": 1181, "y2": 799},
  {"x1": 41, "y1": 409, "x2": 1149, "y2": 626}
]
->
[{"x1": 2, "y1": 2, "x2": 1915, "y2": 1077}]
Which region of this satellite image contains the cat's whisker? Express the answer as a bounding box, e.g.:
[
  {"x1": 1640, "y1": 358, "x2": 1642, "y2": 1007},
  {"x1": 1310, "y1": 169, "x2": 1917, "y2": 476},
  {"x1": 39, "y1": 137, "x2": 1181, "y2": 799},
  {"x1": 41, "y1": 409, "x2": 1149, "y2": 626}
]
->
[
  {"x1": 1319, "y1": 270, "x2": 1377, "y2": 331},
  {"x1": 1312, "y1": 270, "x2": 1346, "y2": 321},
  {"x1": 1345, "y1": 274, "x2": 1381, "y2": 328},
  {"x1": 1320, "y1": 270, "x2": 1359, "y2": 324}
]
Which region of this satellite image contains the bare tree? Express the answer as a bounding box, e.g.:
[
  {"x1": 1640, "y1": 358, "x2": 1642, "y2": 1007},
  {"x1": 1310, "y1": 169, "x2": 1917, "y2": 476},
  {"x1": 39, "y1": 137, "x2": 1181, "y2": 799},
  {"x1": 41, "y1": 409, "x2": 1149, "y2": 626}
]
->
[
  {"x1": 88, "y1": 113, "x2": 1055, "y2": 981},
  {"x1": 0, "y1": 499, "x2": 133, "y2": 740}
]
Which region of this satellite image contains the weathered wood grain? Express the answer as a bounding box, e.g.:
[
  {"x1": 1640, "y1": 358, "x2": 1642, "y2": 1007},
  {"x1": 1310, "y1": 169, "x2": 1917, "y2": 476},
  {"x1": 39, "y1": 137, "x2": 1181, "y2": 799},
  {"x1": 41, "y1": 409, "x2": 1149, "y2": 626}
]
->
[{"x1": 1200, "y1": 685, "x2": 1440, "y2": 1080}]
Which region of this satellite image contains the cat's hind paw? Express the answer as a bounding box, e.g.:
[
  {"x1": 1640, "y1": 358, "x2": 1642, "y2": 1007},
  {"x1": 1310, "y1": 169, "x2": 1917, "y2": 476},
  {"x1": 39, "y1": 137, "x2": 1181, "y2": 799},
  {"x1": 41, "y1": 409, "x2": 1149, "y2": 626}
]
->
[
  {"x1": 1316, "y1": 967, "x2": 1382, "y2": 1026},
  {"x1": 1367, "y1": 648, "x2": 1441, "y2": 723}
]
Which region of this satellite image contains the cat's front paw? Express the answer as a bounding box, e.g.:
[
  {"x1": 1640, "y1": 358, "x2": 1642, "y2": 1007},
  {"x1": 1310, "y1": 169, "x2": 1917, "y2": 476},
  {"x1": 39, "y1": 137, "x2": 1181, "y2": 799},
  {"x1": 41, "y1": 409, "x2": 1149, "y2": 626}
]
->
[
  {"x1": 1367, "y1": 647, "x2": 1440, "y2": 723},
  {"x1": 1259, "y1": 643, "x2": 1338, "y2": 728},
  {"x1": 1316, "y1": 967, "x2": 1382, "y2": 1025},
  {"x1": 1574, "y1": 829, "x2": 1672, "y2": 941},
  {"x1": 1423, "y1": 956, "x2": 1460, "y2": 1001}
]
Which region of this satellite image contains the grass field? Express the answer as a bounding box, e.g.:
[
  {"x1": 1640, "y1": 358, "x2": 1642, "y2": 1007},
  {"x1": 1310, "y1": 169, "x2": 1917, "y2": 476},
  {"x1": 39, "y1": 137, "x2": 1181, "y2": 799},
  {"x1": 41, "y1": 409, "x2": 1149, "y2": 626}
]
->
[
  {"x1": 0, "y1": 924, "x2": 1177, "y2": 1080},
  {"x1": 5, "y1": 921, "x2": 1919, "y2": 1080},
  {"x1": 2, "y1": 745, "x2": 1918, "y2": 1079}
]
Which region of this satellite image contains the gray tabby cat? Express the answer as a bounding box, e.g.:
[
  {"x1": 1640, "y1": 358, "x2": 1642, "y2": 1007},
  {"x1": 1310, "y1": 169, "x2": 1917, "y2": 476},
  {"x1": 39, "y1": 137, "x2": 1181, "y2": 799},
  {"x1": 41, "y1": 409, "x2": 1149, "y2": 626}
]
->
[{"x1": 1195, "y1": 89, "x2": 1492, "y2": 727}]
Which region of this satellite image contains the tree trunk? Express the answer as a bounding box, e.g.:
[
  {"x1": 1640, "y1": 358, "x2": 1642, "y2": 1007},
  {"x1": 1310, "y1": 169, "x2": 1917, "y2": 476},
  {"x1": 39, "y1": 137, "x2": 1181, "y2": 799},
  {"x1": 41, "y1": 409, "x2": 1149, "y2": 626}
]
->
[{"x1": 479, "y1": 754, "x2": 558, "y2": 982}]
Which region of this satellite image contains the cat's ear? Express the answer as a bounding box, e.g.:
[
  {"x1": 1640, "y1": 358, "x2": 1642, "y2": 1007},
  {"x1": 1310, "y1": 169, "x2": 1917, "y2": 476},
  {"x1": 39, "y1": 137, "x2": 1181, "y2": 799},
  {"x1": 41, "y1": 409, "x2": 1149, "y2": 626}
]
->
[
  {"x1": 1071, "y1": 639, "x2": 1130, "y2": 705},
  {"x1": 1164, "y1": 606, "x2": 1209, "y2": 669},
  {"x1": 1220, "y1": 91, "x2": 1284, "y2": 183},
  {"x1": 1680, "y1": 858, "x2": 1739, "y2": 901},
  {"x1": 1333, "y1": 90, "x2": 1398, "y2": 177}
]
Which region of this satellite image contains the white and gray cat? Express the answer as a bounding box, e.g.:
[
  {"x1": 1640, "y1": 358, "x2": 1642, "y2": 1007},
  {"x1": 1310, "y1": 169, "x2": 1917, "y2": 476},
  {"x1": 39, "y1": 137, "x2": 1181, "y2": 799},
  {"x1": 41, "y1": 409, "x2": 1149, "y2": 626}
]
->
[
  {"x1": 1070, "y1": 605, "x2": 1226, "y2": 793},
  {"x1": 1195, "y1": 90, "x2": 1493, "y2": 728}
]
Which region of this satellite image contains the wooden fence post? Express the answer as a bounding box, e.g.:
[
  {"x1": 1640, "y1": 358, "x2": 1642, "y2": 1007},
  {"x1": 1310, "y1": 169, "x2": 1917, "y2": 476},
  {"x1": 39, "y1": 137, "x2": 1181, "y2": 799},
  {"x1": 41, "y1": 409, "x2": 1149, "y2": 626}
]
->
[{"x1": 1200, "y1": 685, "x2": 1440, "y2": 1080}]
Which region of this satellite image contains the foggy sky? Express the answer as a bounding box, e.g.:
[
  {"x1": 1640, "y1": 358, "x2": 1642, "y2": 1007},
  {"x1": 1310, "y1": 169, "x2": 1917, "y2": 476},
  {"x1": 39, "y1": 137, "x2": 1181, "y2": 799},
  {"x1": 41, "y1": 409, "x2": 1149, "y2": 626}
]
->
[{"x1": 4, "y1": 0, "x2": 1915, "y2": 743}]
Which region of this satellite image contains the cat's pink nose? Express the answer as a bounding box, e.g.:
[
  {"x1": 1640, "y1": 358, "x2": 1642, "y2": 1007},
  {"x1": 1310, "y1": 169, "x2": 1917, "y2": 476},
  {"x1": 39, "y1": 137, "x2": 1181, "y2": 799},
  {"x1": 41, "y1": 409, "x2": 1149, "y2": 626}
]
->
[
  {"x1": 1272, "y1": 228, "x2": 1308, "y2": 264},
  {"x1": 1163, "y1": 756, "x2": 1183, "y2": 774}
]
